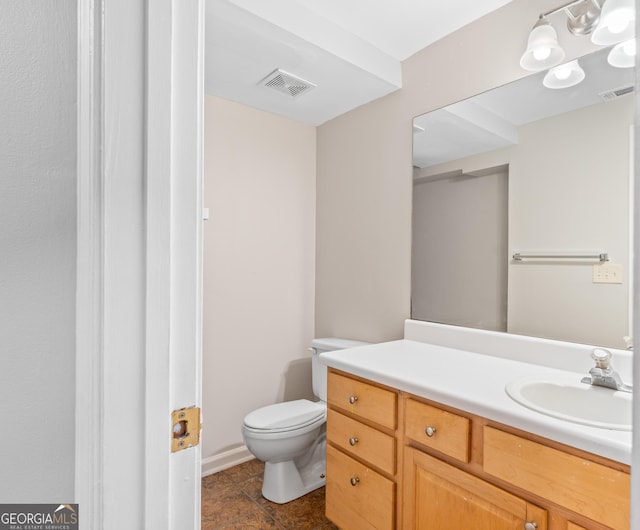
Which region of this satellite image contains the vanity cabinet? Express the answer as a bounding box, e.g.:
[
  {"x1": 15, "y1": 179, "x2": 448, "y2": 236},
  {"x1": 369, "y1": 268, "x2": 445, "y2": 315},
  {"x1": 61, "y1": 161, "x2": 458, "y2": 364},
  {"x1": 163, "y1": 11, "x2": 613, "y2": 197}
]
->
[
  {"x1": 325, "y1": 370, "x2": 631, "y2": 530},
  {"x1": 325, "y1": 370, "x2": 398, "y2": 530},
  {"x1": 402, "y1": 396, "x2": 630, "y2": 530}
]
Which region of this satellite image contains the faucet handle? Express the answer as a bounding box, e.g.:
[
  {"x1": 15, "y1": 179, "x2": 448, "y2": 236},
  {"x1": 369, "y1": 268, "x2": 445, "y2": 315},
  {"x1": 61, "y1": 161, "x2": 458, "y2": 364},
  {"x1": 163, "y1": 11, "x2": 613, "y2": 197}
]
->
[{"x1": 591, "y1": 348, "x2": 612, "y2": 369}]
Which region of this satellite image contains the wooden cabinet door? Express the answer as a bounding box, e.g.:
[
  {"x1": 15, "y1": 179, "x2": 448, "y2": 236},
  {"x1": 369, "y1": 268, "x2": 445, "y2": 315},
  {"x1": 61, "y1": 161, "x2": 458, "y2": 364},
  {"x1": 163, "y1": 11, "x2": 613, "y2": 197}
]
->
[
  {"x1": 404, "y1": 448, "x2": 547, "y2": 530},
  {"x1": 567, "y1": 523, "x2": 590, "y2": 530}
]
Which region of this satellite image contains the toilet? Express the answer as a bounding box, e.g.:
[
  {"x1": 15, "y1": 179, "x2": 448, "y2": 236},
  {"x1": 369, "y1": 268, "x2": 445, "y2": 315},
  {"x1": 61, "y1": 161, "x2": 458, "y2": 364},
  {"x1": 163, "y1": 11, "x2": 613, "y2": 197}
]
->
[{"x1": 242, "y1": 337, "x2": 370, "y2": 504}]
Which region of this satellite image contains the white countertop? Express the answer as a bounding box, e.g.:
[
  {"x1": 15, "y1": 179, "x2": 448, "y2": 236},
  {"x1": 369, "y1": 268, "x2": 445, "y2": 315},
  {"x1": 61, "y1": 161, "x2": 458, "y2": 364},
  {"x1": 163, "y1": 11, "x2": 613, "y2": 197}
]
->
[{"x1": 320, "y1": 338, "x2": 632, "y2": 464}]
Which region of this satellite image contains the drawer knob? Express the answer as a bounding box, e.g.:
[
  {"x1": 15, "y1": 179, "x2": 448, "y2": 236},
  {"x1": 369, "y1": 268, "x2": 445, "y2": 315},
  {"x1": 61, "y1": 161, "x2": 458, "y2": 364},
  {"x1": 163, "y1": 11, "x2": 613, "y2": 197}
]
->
[
  {"x1": 524, "y1": 523, "x2": 538, "y2": 530},
  {"x1": 425, "y1": 426, "x2": 437, "y2": 437},
  {"x1": 348, "y1": 437, "x2": 359, "y2": 446},
  {"x1": 350, "y1": 476, "x2": 360, "y2": 486},
  {"x1": 348, "y1": 395, "x2": 358, "y2": 404}
]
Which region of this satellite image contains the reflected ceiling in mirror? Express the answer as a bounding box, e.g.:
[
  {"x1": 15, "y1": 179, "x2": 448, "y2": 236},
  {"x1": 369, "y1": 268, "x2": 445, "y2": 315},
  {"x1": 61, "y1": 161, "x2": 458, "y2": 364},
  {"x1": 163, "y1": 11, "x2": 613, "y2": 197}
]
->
[
  {"x1": 413, "y1": 47, "x2": 634, "y2": 170},
  {"x1": 411, "y1": 45, "x2": 634, "y2": 349}
]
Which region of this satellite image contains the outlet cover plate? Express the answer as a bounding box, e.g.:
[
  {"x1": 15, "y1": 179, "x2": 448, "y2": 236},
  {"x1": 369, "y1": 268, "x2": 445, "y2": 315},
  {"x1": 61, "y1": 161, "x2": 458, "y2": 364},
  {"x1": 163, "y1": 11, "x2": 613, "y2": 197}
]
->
[{"x1": 593, "y1": 264, "x2": 623, "y2": 284}]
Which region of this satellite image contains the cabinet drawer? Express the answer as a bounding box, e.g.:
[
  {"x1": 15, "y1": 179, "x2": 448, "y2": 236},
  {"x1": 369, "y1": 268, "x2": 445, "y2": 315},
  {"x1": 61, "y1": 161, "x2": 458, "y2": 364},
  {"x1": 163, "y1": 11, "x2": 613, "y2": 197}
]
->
[
  {"x1": 327, "y1": 408, "x2": 396, "y2": 475},
  {"x1": 327, "y1": 372, "x2": 397, "y2": 429},
  {"x1": 483, "y1": 426, "x2": 630, "y2": 530},
  {"x1": 326, "y1": 444, "x2": 395, "y2": 530},
  {"x1": 404, "y1": 398, "x2": 470, "y2": 463}
]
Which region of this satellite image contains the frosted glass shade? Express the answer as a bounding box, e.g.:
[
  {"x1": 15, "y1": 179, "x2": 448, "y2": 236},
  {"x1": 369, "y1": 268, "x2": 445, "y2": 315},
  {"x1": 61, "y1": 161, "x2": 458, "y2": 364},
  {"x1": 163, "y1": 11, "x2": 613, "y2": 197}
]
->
[
  {"x1": 520, "y1": 21, "x2": 565, "y2": 71},
  {"x1": 608, "y1": 39, "x2": 636, "y2": 68},
  {"x1": 591, "y1": 0, "x2": 635, "y2": 45},
  {"x1": 543, "y1": 60, "x2": 585, "y2": 89}
]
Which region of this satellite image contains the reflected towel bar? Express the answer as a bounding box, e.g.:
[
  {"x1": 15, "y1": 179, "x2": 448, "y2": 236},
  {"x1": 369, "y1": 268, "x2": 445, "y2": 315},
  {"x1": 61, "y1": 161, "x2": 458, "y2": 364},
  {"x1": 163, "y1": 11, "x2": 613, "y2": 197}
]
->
[{"x1": 512, "y1": 252, "x2": 609, "y2": 262}]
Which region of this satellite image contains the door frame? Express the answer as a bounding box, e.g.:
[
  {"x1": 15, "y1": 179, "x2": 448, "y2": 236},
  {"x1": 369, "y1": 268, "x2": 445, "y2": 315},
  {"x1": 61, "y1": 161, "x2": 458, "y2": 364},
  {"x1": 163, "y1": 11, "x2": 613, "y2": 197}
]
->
[{"x1": 76, "y1": 1, "x2": 204, "y2": 528}]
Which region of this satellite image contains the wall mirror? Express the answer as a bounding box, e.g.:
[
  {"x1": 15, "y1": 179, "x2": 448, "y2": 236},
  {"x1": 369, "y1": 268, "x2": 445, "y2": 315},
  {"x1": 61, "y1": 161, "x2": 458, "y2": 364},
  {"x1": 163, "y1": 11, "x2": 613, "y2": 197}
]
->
[{"x1": 412, "y1": 45, "x2": 634, "y2": 349}]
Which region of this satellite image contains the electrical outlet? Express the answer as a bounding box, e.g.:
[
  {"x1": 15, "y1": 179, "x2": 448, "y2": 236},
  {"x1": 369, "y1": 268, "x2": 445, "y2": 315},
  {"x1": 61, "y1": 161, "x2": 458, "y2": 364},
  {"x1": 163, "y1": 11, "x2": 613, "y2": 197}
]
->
[{"x1": 593, "y1": 264, "x2": 623, "y2": 284}]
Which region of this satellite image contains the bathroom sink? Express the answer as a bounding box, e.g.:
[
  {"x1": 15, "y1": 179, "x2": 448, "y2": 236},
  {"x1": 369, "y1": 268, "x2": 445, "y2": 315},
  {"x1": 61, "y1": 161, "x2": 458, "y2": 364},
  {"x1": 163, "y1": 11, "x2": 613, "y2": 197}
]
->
[{"x1": 505, "y1": 373, "x2": 632, "y2": 431}]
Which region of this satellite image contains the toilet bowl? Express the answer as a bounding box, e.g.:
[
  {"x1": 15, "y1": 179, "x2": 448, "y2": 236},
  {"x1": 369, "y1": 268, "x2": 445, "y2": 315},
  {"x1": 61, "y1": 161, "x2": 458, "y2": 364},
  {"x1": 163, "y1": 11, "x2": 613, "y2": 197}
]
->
[{"x1": 242, "y1": 338, "x2": 370, "y2": 504}]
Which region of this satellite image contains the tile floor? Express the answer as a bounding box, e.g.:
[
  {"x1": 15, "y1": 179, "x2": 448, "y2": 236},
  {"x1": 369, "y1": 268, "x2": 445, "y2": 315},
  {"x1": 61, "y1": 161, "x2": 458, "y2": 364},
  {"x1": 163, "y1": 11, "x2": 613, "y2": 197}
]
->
[{"x1": 202, "y1": 459, "x2": 339, "y2": 530}]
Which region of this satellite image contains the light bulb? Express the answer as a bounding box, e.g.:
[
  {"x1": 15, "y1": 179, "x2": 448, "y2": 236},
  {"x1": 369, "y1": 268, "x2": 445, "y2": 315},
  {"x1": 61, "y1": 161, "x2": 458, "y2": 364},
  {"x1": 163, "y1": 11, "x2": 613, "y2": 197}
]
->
[
  {"x1": 607, "y1": 15, "x2": 630, "y2": 34},
  {"x1": 533, "y1": 47, "x2": 552, "y2": 61},
  {"x1": 554, "y1": 65, "x2": 572, "y2": 80},
  {"x1": 623, "y1": 39, "x2": 636, "y2": 56}
]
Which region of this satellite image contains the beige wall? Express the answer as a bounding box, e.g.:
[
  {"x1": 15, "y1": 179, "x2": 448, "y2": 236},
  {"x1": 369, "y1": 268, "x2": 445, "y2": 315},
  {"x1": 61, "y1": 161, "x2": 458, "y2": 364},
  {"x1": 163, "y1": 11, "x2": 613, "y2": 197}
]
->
[
  {"x1": 315, "y1": 0, "x2": 601, "y2": 343},
  {"x1": 508, "y1": 97, "x2": 632, "y2": 347},
  {"x1": 203, "y1": 95, "x2": 316, "y2": 460}
]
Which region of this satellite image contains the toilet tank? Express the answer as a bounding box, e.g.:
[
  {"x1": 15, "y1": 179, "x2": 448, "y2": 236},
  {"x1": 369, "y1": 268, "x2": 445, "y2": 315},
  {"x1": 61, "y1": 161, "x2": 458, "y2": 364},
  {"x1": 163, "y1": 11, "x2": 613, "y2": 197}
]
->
[{"x1": 310, "y1": 338, "x2": 371, "y2": 401}]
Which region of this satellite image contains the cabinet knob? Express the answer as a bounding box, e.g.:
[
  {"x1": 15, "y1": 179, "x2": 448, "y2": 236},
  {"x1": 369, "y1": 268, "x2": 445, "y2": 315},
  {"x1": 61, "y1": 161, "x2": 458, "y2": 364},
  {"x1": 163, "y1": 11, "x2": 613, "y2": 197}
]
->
[
  {"x1": 425, "y1": 426, "x2": 437, "y2": 437},
  {"x1": 524, "y1": 522, "x2": 538, "y2": 530},
  {"x1": 348, "y1": 395, "x2": 358, "y2": 404},
  {"x1": 349, "y1": 437, "x2": 359, "y2": 446},
  {"x1": 350, "y1": 476, "x2": 360, "y2": 486}
]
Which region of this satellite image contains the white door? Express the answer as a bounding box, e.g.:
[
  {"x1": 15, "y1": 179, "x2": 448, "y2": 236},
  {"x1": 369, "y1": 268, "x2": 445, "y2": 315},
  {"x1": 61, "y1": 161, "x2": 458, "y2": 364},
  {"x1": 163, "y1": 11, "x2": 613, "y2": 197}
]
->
[{"x1": 76, "y1": 1, "x2": 204, "y2": 529}]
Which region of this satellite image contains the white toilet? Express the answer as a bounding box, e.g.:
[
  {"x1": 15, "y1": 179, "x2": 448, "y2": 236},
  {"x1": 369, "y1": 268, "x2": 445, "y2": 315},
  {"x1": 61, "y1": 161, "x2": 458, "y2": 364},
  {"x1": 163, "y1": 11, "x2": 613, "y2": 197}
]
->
[{"x1": 242, "y1": 337, "x2": 370, "y2": 504}]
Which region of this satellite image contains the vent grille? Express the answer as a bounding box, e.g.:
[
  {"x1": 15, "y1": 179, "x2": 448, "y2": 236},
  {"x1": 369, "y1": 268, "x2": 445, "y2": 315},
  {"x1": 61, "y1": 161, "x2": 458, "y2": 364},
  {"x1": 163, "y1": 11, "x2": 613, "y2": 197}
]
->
[
  {"x1": 258, "y1": 69, "x2": 316, "y2": 98},
  {"x1": 599, "y1": 85, "x2": 634, "y2": 102}
]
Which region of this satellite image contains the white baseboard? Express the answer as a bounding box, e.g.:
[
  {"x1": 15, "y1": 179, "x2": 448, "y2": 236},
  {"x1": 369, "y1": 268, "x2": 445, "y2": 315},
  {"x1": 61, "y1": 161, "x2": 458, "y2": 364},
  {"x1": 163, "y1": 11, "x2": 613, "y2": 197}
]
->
[{"x1": 201, "y1": 445, "x2": 254, "y2": 477}]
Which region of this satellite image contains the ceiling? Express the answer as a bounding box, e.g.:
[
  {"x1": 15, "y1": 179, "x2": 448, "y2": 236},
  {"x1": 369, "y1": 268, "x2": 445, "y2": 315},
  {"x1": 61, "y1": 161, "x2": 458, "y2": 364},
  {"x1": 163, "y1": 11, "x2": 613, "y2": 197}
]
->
[{"x1": 204, "y1": 0, "x2": 514, "y2": 125}]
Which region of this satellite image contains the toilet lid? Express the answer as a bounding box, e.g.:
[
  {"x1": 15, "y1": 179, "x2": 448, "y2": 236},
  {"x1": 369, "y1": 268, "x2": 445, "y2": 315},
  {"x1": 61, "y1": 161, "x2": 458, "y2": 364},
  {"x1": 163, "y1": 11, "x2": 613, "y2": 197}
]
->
[{"x1": 243, "y1": 399, "x2": 326, "y2": 431}]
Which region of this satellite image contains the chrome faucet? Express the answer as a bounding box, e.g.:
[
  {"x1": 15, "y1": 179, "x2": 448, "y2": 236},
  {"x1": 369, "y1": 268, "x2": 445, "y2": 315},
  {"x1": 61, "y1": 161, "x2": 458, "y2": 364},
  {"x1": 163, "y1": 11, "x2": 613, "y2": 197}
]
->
[{"x1": 581, "y1": 348, "x2": 632, "y2": 393}]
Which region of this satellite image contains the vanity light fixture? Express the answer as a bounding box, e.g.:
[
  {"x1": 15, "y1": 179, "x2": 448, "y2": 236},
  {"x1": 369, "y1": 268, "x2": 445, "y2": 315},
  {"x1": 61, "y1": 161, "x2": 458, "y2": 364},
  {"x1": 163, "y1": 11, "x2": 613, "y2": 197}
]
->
[
  {"x1": 591, "y1": 0, "x2": 635, "y2": 45},
  {"x1": 521, "y1": 0, "x2": 636, "y2": 88},
  {"x1": 543, "y1": 59, "x2": 586, "y2": 88},
  {"x1": 607, "y1": 38, "x2": 636, "y2": 67},
  {"x1": 520, "y1": 0, "x2": 636, "y2": 72},
  {"x1": 520, "y1": 0, "x2": 604, "y2": 72}
]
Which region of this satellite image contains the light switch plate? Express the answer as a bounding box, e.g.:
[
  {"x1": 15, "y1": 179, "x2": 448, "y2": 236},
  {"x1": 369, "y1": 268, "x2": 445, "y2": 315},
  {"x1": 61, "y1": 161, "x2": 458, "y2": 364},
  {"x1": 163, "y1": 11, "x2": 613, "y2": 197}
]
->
[{"x1": 593, "y1": 263, "x2": 623, "y2": 284}]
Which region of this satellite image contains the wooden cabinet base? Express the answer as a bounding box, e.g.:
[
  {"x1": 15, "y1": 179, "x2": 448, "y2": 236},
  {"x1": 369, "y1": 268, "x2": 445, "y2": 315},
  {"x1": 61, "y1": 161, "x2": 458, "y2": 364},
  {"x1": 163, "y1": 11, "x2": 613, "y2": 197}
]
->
[{"x1": 324, "y1": 370, "x2": 630, "y2": 530}]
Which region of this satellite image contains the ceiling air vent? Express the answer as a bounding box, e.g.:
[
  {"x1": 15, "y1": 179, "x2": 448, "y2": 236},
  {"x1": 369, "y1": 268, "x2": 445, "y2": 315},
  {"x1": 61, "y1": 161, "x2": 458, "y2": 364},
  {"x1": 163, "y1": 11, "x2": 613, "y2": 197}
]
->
[
  {"x1": 258, "y1": 69, "x2": 317, "y2": 98},
  {"x1": 599, "y1": 85, "x2": 634, "y2": 102}
]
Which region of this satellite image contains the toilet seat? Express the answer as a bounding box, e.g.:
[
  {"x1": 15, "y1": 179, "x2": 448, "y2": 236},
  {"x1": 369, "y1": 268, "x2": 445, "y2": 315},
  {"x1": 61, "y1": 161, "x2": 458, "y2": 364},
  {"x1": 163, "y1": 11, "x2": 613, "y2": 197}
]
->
[{"x1": 243, "y1": 399, "x2": 326, "y2": 434}]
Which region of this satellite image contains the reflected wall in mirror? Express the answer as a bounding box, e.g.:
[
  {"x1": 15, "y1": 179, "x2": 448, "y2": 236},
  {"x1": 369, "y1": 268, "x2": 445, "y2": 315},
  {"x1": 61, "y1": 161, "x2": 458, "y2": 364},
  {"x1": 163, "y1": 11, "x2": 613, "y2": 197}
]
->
[{"x1": 412, "y1": 46, "x2": 634, "y2": 349}]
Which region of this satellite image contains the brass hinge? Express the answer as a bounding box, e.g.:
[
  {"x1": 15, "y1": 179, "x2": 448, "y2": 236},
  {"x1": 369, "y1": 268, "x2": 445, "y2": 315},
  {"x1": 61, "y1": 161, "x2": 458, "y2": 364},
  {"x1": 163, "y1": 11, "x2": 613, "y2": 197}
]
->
[{"x1": 171, "y1": 406, "x2": 201, "y2": 452}]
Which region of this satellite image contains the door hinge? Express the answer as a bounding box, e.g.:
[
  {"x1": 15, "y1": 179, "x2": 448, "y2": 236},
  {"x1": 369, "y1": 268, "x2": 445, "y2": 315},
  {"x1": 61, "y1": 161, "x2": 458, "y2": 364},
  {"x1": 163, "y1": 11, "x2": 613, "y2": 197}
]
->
[{"x1": 171, "y1": 406, "x2": 201, "y2": 452}]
